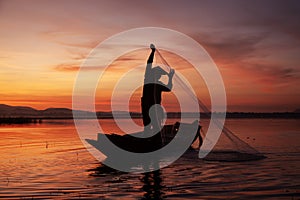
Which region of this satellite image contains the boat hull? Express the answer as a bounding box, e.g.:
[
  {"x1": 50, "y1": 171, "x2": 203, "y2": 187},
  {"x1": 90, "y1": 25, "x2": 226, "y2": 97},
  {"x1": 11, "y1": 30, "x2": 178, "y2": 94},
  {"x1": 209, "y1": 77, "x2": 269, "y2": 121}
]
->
[{"x1": 86, "y1": 121, "x2": 202, "y2": 154}]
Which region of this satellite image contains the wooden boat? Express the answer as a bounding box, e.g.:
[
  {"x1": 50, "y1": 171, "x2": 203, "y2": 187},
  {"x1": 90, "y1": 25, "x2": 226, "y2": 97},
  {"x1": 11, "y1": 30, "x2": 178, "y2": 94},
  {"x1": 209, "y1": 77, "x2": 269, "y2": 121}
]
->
[{"x1": 86, "y1": 121, "x2": 202, "y2": 154}]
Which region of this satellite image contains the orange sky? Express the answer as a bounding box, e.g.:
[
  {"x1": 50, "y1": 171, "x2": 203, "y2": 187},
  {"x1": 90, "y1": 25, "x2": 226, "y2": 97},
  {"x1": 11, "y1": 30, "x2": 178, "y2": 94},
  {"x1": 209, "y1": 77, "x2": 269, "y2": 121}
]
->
[{"x1": 0, "y1": 0, "x2": 300, "y2": 112}]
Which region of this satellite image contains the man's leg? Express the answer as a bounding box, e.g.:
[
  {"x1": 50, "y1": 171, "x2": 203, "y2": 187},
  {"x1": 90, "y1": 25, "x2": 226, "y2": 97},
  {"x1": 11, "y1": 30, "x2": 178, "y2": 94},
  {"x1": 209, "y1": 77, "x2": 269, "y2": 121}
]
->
[
  {"x1": 149, "y1": 104, "x2": 163, "y2": 146},
  {"x1": 141, "y1": 97, "x2": 152, "y2": 137}
]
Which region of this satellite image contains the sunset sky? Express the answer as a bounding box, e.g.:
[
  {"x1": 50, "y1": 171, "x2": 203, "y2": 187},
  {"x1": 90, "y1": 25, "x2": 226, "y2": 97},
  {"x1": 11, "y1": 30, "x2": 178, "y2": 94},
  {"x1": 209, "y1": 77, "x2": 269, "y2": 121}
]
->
[{"x1": 0, "y1": 0, "x2": 300, "y2": 112}]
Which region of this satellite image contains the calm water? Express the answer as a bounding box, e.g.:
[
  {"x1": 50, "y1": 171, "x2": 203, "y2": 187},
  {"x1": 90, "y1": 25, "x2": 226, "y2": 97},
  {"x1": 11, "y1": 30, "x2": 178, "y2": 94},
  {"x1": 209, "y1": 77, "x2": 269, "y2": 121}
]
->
[{"x1": 0, "y1": 119, "x2": 299, "y2": 199}]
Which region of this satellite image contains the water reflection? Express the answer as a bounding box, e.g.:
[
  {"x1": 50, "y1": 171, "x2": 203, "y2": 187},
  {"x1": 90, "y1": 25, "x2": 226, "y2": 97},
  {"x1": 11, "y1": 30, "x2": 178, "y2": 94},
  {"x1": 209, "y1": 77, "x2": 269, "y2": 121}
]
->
[
  {"x1": 88, "y1": 163, "x2": 125, "y2": 177},
  {"x1": 140, "y1": 170, "x2": 164, "y2": 200},
  {"x1": 88, "y1": 164, "x2": 165, "y2": 199}
]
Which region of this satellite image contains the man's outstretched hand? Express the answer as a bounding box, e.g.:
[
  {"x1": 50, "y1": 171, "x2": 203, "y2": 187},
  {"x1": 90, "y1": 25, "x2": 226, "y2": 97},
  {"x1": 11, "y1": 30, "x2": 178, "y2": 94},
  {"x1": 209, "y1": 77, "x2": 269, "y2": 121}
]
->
[{"x1": 150, "y1": 44, "x2": 155, "y2": 51}]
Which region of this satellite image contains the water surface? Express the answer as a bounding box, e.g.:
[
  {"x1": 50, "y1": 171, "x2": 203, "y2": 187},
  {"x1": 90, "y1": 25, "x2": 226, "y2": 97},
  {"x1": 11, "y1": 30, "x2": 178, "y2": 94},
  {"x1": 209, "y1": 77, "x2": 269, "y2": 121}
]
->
[{"x1": 0, "y1": 119, "x2": 299, "y2": 199}]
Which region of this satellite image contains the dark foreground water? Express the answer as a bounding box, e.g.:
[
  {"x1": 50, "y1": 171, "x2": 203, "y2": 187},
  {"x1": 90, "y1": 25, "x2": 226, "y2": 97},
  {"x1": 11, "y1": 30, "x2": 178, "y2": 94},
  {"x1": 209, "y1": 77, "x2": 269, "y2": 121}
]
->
[{"x1": 0, "y1": 119, "x2": 299, "y2": 199}]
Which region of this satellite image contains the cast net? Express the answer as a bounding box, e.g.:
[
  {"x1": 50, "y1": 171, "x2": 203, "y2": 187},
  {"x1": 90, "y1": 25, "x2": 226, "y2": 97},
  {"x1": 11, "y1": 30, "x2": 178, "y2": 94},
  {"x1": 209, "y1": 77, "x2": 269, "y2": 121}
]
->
[{"x1": 155, "y1": 49, "x2": 266, "y2": 162}]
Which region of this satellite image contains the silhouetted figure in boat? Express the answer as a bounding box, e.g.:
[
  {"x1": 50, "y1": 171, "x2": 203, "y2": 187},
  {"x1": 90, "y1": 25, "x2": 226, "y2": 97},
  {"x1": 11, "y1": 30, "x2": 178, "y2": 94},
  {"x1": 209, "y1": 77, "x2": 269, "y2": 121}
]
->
[{"x1": 141, "y1": 44, "x2": 175, "y2": 140}]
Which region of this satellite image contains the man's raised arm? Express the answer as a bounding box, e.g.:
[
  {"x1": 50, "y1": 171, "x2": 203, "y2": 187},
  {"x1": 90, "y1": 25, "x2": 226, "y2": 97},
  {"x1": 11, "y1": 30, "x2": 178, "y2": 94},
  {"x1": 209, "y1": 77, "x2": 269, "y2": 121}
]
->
[{"x1": 146, "y1": 44, "x2": 156, "y2": 71}]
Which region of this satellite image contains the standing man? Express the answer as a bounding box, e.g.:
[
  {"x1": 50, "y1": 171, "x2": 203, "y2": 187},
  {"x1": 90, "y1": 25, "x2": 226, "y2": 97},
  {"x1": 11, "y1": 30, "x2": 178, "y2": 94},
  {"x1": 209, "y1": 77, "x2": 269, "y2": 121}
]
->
[{"x1": 141, "y1": 44, "x2": 175, "y2": 140}]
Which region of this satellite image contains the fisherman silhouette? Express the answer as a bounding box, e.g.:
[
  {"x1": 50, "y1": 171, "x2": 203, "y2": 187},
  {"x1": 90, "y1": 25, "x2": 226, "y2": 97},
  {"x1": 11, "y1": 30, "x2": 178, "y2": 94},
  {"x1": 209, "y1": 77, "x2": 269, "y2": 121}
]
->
[{"x1": 141, "y1": 44, "x2": 175, "y2": 141}]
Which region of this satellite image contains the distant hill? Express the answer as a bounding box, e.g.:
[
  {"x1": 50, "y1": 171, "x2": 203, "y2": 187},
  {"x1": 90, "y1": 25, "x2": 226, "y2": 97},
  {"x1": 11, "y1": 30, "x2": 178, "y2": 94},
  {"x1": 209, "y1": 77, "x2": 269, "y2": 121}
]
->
[
  {"x1": 0, "y1": 104, "x2": 136, "y2": 119},
  {"x1": 0, "y1": 104, "x2": 39, "y2": 117},
  {"x1": 294, "y1": 108, "x2": 300, "y2": 113},
  {"x1": 0, "y1": 104, "x2": 94, "y2": 119},
  {"x1": 41, "y1": 107, "x2": 74, "y2": 118}
]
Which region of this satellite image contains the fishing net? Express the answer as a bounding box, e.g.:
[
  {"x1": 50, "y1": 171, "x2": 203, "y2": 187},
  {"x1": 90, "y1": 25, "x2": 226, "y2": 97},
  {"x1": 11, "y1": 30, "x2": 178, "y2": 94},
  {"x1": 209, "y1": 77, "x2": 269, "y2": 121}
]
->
[{"x1": 155, "y1": 49, "x2": 266, "y2": 162}]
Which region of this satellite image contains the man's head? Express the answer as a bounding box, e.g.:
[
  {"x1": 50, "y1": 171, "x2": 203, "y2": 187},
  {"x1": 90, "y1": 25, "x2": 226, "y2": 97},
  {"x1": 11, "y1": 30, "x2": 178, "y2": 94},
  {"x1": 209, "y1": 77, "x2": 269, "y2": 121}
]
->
[{"x1": 152, "y1": 66, "x2": 167, "y2": 81}]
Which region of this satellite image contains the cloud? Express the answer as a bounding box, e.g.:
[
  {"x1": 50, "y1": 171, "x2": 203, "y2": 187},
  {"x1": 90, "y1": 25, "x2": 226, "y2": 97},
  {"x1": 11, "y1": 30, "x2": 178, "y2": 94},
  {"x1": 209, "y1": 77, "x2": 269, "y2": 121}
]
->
[
  {"x1": 53, "y1": 56, "x2": 142, "y2": 72},
  {"x1": 57, "y1": 40, "x2": 99, "y2": 49},
  {"x1": 254, "y1": 64, "x2": 299, "y2": 81},
  {"x1": 278, "y1": 68, "x2": 298, "y2": 78},
  {"x1": 0, "y1": 55, "x2": 9, "y2": 59},
  {"x1": 40, "y1": 30, "x2": 99, "y2": 49},
  {"x1": 191, "y1": 28, "x2": 300, "y2": 81},
  {"x1": 192, "y1": 32, "x2": 268, "y2": 64},
  {"x1": 54, "y1": 63, "x2": 80, "y2": 72},
  {"x1": 54, "y1": 63, "x2": 107, "y2": 72},
  {"x1": 239, "y1": 0, "x2": 300, "y2": 41}
]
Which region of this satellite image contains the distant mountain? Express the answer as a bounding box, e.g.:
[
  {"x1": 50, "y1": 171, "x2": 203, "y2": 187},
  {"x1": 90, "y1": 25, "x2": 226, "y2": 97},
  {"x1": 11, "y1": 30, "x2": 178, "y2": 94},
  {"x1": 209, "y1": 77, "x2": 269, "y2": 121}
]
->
[
  {"x1": 0, "y1": 104, "x2": 39, "y2": 117},
  {"x1": 40, "y1": 107, "x2": 72, "y2": 117},
  {"x1": 0, "y1": 104, "x2": 137, "y2": 119},
  {"x1": 0, "y1": 104, "x2": 94, "y2": 119},
  {"x1": 294, "y1": 108, "x2": 300, "y2": 113}
]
